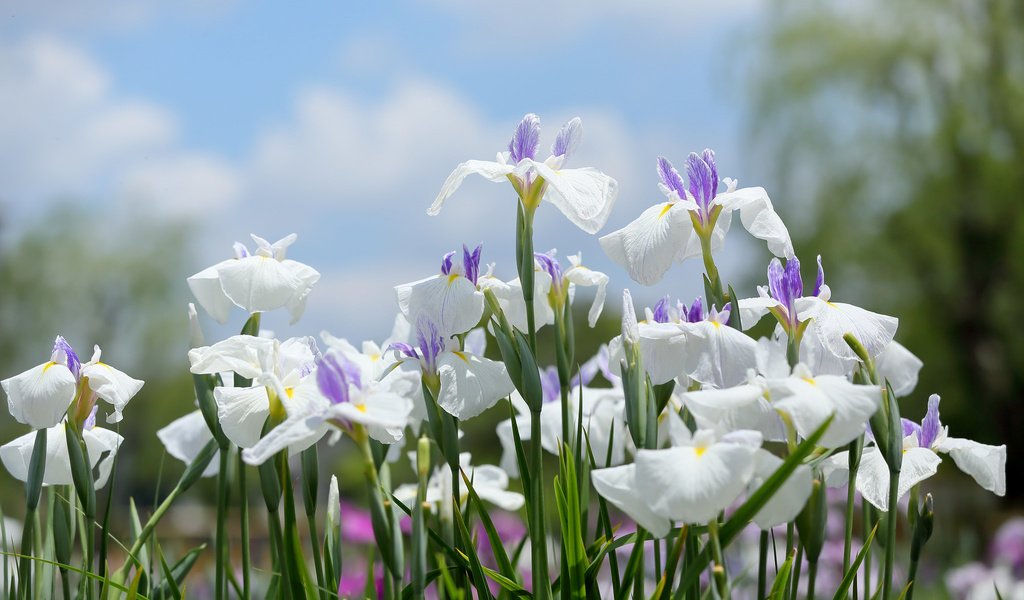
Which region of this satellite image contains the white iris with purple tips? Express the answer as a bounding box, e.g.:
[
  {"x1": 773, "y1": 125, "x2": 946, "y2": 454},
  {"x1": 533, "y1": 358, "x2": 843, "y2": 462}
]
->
[
  {"x1": 430, "y1": 114, "x2": 618, "y2": 234},
  {"x1": 600, "y1": 151, "x2": 793, "y2": 285},
  {"x1": 396, "y1": 244, "x2": 485, "y2": 336}
]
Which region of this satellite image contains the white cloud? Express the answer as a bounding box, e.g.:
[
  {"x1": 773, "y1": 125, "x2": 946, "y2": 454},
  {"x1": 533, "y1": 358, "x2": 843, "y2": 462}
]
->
[
  {"x1": 0, "y1": 0, "x2": 237, "y2": 33},
  {"x1": 0, "y1": 35, "x2": 243, "y2": 221}
]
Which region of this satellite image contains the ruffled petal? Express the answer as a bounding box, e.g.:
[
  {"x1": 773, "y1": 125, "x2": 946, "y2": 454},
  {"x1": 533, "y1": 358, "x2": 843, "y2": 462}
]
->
[
  {"x1": 188, "y1": 335, "x2": 276, "y2": 380},
  {"x1": 81, "y1": 361, "x2": 144, "y2": 423},
  {"x1": 282, "y1": 260, "x2": 321, "y2": 324},
  {"x1": 591, "y1": 464, "x2": 672, "y2": 537},
  {"x1": 682, "y1": 322, "x2": 758, "y2": 389},
  {"x1": 187, "y1": 259, "x2": 236, "y2": 323},
  {"x1": 436, "y1": 352, "x2": 515, "y2": 420},
  {"x1": 875, "y1": 341, "x2": 923, "y2": 398},
  {"x1": 683, "y1": 384, "x2": 785, "y2": 442},
  {"x1": 855, "y1": 446, "x2": 940, "y2": 512},
  {"x1": 635, "y1": 322, "x2": 689, "y2": 385},
  {"x1": 799, "y1": 298, "x2": 898, "y2": 361},
  {"x1": 750, "y1": 450, "x2": 813, "y2": 529},
  {"x1": 395, "y1": 274, "x2": 484, "y2": 336},
  {"x1": 635, "y1": 442, "x2": 758, "y2": 525},
  {"x1": 217, "y1": 255, "x2": 302, "y2": 315},
  {"x1": 937, "y1": 437, "x2": 1006, "y2": 496},
  {"x1": 156, "y1": 410, "x2": 219, "y2": 477},
  {"x1": 2, "y1": 362, "x2": 77, "y2": 429},
  {"x1": 564, "y1": 261, "x2": 609, "y2": 327},
  {"x1": 429, "y1": 160, "x2": 516, "y2": 216},
  {"x1": 214, "y1": 385, "x2": 271, "y2": 448},
  {"x1": 532, "y1": 163, "x2": 618, "y2": 234},
  {"x1": 599, "y1": 202, "x2": 693, "y2": 286},
  {"x1": 241, "y1": 411, "x2": 329, "y2": 466},
  {"x1": 715, "y1": 186, "x2": 793, "y2": 258}
]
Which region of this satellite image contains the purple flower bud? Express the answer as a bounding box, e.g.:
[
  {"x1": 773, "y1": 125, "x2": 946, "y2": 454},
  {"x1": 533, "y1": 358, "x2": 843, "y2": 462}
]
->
[
  {"x1": 463, "y1": 244, "x2": 483, "y2": 286},
  {"x1": 814, "y1": 255, "x2": 826, "y2": 297},
  {"x1": 317, "y1": 351, "x2": 362, "y2": 405},
  {"x1": 767, "y1": 257, "x2": 803, "y2": 328},
  {"x1": 651, "y1": 296, "x2": 671, "y2": 323},
  {"x1": 685, "y1": 152, "x2": 716, "y2": 216},
  {"x1": 534, "y1": 251, "x2": 562, "y2": 294},
  {"x1": 415, "y1": 316, "x2": 446, "y2": 372},
  {"x1": 685, "y1": 297, "x2": 704, "y2": 323},
  {"x1": 701, "y1": 149, "x2": 718, "y2": 195},
  {"x1": 656, "y1": 156, "x2": 687, "y2": 200},
  {"x1": 51, "y1": 336, "x2": 81, "y2": 381},
  {"x1": 919, "y1": 394, "x2": 942, "y2": 449},
  {"x1": 508, "y1": 113, "x2": 541, "y2": 163},
  {"x1": 440, "y1": 251, "x2": 456, "y2": 276}
]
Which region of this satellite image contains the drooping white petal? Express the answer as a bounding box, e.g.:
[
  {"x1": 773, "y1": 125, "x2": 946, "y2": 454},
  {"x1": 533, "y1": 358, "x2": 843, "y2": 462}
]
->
[
  {"x1": 936, "y1": 437, "x2": 1006, "y2": 497},
  {"x1": 490, "y1": 275, "x2": 555, "y2": 332},
  {"x1": 634, "y1": 323, "x2": 689, "y2": 385},
  {"x1": 156, "y1": 410, "x2": 219, "y2": 477},
  {"x1": 599, "y1": 202, "x2": 694, "y2": 286},
  {"x1": 217, "y1": 255, "x2": 302, "y2": 315},
  {"x1": 750, "y1": 450, "x2": 813, "y2": 529},
  {"x1": 281, "y1": 260, "x2": 321, "y2": 324},
  {"x1": 466, "y1": 464, "x2": 525, "y2": 511},
  {"x1": 241, "y1": 410, "x2": 329, "y2": 466},
  {"x1": 682, "y1": 384, "x2": 785, "y2": 442},
  {"x1": 531, "y1": 162, "x2": 618, "y2": 234},
  {"x1": 81, "y1": 359, "x2": 144, "y2": 423},
  {"x1": 591, "y1": 464, "x2": 672, "y2": 537},
  {"x1": 331, "y1": 390, "x2": 412, "y2": 433},
  {"x1": 798, "y1": 323, "x2": 858, "y2": 376},
  {"x1": 214, "y1": 385, "x2": 271, "y2": 448},
  {"x1": 429, "y1": 160, "x2": 516, "y2": 216},
  {"x1": 564, "y1": 259, "x2": 609, "y2": 327},
  {"x1": 737, "y1": 295, "x2": 780, "y2": 331},
  {"x1": 796, "y1": 297, "x2": 898, "y2": 362},
  {"x1": 395, "y1": 275, "x2": 484, "y2": 336},
  {"x1": 187, "y1": 259, "x2": 236, "y2": 323},
  {"x1": 436, "y1": 352, "x2": 514, "y2": 420},
  {"x1": 635, "y1": 441, "x2": 758, "y2": 525},
  {"x1": 875, "y1": 341, "x2": 924, "y2": 398},
  {"x1": 855, "y1": 446, "x2": 941, "y2": 512},
  {"x1": 2, "y1": 362, "x2": 77, "y2": 429},
  {"x1": 188, "y1": 335, "x2": 276, "y2": 380},
  {"x1": 715, "y1": 186, "x2": 794, "y2": 258},
  {"x1": 682, "y1": 321, "x2": 758, "y2": 389},
  {"x1": 772, "y1": 372, "x2": 881, "y2": 449},
  {"x1": 0, "y1": 424, "x2": 123, "y2": 488}
]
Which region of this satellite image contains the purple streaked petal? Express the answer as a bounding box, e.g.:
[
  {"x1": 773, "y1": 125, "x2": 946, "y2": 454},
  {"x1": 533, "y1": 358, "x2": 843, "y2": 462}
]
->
[
  {"x1": 783, "y1": 257, "x2": 804, "y2": 309},
  {"x1": 415, "y1": 315, "x2": 445, "y2": 371},
  {"x1": 685, "y1": 152, "x2": 715, "y2": 213},
  {"x1": 386, "y1": 342, "x2": 418, "y2": 360},
  {"x1": 84, "y1": 405, "x2": 98, "y2": 430},
  {"x1": 656, "y1": 156, "x2": 687, "y2": 199},
  {"x1": 902, "y1": 418, "x2": 922, "y2": 441},
  {"x1": 508, "y1": 113, "x2": 541, "y2": 163},
  {"x1": 767, "y1": 259, "x2": 786, "y2": 306},
  {"x1": 52, "y1": 336, "x2": 81, "y2": 381},
  {"x1": 652, "y1": 296, "x2": 671, "y2": 324},
  {"x1": 574, "y1": 355, "x2": 599, "y2": 389},
  {"x1": 534, "y1": 251, "x2": 561, "y2": 292},
  {"x1": 919, "y1": 394, "x2": 942, "y2": 449},
  {"x1": 232, "y1": 241, "x2": 250, "y2": 259},
  {"x1": 551, "y1": 117, "x2": 582, "y2": 160},
  {"x1": 318, "y1": 354, "x2": 351, "y2": 405},
  {"x1": 596, "y1": 345, "x2": 619, "y2": 384},
  {"x1": 814, "y1": 255, "x2": 826, "y2": 297},
  {"x1": 540, "y1": 366, "x2": 560, "y2": 404},
  {"x1": 440, "y1": 251, "x2": 456, "y2": 276},
  {"x1": 701, "y1": 149, "x2": 719, "y2": 196},
  {"x1": 686, "y1": 297, "x2": 704, "y2": 323},
  {"x1": 463, "y1": 244, "x2": 483, "y2": 285}
]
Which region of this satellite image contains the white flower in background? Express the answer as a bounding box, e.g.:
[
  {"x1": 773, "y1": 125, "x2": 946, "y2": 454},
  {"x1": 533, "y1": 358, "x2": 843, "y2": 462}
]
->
[
  {"x1": 600, "y1": 152, "x2": 792, "y2": 285},
  {"x1": 395, "y1": 453, "x2": 524, "y2": 513},
  {"x1": 189, "y1": 335, "x2": 318, "y2": 449},
  {"x1": 769, "y1": 363, "x2": 881, "y2": 449},
  {"x1": 430, "y1": 114, "x2": 618, "y2": 235},
  {"x1": 874, "y1": 341, "x2": 924, "y2": 397},
  {"x1": 747, "y1": 450, "x2": 814, "y2": 530},
  {"x1": 396, "y1": 244, "x2": 486, "y2": 336},
  {"x1": 1, "y1": 418, "x2": 123, "y2": 488},
  {"x1": 157, "y1": 410, "x2": 218, "y2": 478},
  {"x1": 593, "y1": 414, "x2": 763, "y2": 534},
  {"x1": 828, "y1": 394, "x2": 1006, "y2": 511},
  {"x1": 680, "y1": 376, "x2": 786, "y2": 443},
  {"x1": 188, "y1": 233, "x2": 320, "y2": 324},
  {"x1": 534, "y1": 251, "x2": 609, "y2": 327},
  {"x1": 241, "y1": 345, "x2": 413, "y2": 466},
  {"x1": 387, "y1": 317, "x2": 513, "y2": 421},
  {"x1": 2, "y1": 336, "x2": 143, "y2": 429}
]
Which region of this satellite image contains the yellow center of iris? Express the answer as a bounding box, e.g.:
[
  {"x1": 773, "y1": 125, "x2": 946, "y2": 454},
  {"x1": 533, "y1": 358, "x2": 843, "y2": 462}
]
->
[
  {"x1": 356, "y1": 404, "x2": 368, "y2": 413},
  {"x1": 658, "y1": 202, "x2": 674, "y2": 219},
  {"x1": 447, "y1": 273, "x2": 460, "y2": 285},
  {"x1": 695, "y1": 446, "x2": 707, "y2": 458},
  {"x1": 801, "y1": 376, "x2": 816, "y2": 386},
  {"x1": 452, "y1": 351, "x2": 469, "y2": 363},
  {"x1": 42, "y1": 361, "x2": 56, "y2": 372}
]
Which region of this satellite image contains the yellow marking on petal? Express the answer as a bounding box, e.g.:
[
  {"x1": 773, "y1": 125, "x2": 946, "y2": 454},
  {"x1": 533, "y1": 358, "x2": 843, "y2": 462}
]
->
[
  {"x1": 801, "y1": 376, "x2": 816, "y2": 386},
  {"x1": 285, "y1": 387, "x2": 295, "y2": 399},
  {"x1": 447, "y1": 273, "x2": 460, "y2": 285},
  {"x1": 42, "y1": 361, "x2": 57, "y2": 372},
  {"x1": 658, "y1": 202, "x2": 675, "y2": 219},
  {"x1": 711, "y1": 321, "x2": 722, "y2": 329},
  {"x1": 369, "y1": 353, "x2": 381, "y2": 362},
  {"x1": 355, "y1": 403, "x2": 368, "y2": 413},
  {"x1": 826, "y1": 302, "x2": 837, "y2": 307},
  {"x1": 695, "y1": 446, "x2": 708, "y2": 458},
  {"x1": 452, "y1": 351, "x2": 469, "y2": 363}
]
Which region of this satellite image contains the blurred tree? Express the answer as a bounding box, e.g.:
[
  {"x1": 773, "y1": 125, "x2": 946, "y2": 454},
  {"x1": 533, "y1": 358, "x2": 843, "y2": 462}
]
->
[
  {"x1": 0, "y1": 204, "x2": 198, "y2": 505},
  {"x1": 749, "y1": 0, "x2": 1024, "y2": 495}
]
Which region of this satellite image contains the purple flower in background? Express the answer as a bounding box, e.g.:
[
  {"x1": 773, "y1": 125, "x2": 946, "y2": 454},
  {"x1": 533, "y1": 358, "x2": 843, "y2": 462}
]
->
[{"x1": 992, "y1": 518, "x2": 1024, "y2": 573}]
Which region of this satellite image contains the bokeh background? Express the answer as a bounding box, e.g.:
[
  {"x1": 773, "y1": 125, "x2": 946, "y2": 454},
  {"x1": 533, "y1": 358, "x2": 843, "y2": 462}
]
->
[{"x1": 1, "y1": 0, "x2": 1021, "y2": 595}]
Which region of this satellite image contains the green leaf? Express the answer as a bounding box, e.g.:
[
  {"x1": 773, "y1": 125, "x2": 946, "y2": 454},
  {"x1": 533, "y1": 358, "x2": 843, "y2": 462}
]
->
[
  {"x1": 452, "y1": 502, "x2": 494, "y2": 600},
  {"x1": 832, "y1": 524, "x2": 878, "y2": 600},
  {"x1": 461, "y1": 469, "x2": 517, "y2": 583},
  {"x1": 769, "y1": 550, "x2": 795, "y2": 600}
]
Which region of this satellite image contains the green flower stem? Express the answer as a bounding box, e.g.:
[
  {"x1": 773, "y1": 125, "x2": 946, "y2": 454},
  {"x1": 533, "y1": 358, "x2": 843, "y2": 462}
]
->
[
  {"x1": 215, "y1": 447, "x2": 230, "y2": 600},
  {"x1": 881, "y1": 469, "x2": 899, "y2": 600},
  {"x1": 807, "y1": 559, "x2": 818, "y2": 600},
  {"x1": 843, "y1": 437, "x2": 864, "y2": 580},
  {"x1": 789, "y1": 544, "x2": 803, "y2": 600},
  {"x1": 758, "y1": 530, "x2": 769, "y2": 600},
  {"x1": 707, "y1": 519, "x2": 729, "y2": 599},
  {"x1": 237, "y1": 453, "x2": 251, "y2": 600},
  {"x1": 530, "y1": 408, "x2": 550, "y2": 600}
]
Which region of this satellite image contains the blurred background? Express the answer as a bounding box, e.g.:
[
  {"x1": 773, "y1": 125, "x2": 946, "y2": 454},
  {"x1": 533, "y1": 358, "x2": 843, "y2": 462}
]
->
[{"x1": 0, "y1": 0, "x2": 1021, "y2": 595}]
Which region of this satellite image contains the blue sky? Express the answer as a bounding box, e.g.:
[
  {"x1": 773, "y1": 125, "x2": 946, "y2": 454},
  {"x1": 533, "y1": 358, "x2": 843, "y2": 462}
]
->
[{"x1": 0, "y1": 0, "x2": 775, "y2": 342}]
